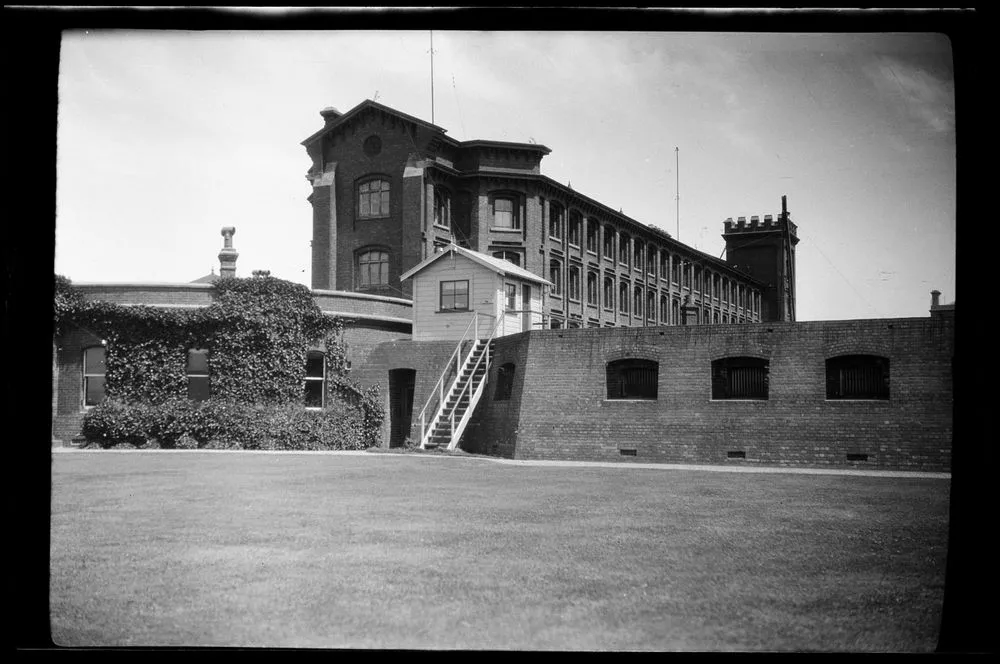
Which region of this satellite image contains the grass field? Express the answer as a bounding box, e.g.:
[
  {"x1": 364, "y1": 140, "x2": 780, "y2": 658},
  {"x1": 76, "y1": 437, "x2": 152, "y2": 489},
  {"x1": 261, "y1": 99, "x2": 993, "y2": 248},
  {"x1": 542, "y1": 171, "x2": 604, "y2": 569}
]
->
[{"x1": 50, "y1": 451, "x2": 950, "y2": 651}]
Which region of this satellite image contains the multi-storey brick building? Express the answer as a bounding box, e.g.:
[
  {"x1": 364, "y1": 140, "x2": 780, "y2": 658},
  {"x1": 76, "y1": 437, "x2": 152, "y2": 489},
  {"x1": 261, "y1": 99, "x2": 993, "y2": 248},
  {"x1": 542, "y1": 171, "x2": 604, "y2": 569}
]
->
[{"x1": 303, "y1": 99, "x2": 798, "y2": 329}]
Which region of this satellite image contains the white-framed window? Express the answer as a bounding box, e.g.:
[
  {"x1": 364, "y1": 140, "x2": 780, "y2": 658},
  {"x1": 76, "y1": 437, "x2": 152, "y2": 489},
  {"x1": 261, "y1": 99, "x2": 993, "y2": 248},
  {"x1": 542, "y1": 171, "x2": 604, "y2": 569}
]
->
[
  {"x1": 505, "y1": 283, "x2": 517, "y2": 311},
  {"x1": 440, "y1": 280, "x2": 470, "y2": 311},
  {"x1": 83, "y1": 345, "x2": 106, "y2": 407},
  {"x1": 493, "y1": 250, "x2": 521, "y2": 267}
]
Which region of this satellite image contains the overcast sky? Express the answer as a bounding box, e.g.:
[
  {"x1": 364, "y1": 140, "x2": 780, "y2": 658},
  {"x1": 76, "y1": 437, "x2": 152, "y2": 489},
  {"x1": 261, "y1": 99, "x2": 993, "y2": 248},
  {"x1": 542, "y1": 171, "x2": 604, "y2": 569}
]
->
[{"x1": 55, "y1": 29, "x2": 955, "y2": 321}]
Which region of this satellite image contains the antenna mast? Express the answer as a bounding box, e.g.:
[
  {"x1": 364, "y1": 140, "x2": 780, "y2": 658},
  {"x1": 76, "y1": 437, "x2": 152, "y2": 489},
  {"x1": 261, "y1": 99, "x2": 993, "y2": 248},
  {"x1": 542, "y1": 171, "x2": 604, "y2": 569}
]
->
[
  {"x1": 429, "y1": 31, "x2": 435, "y2": 124},
  {"x1": 675, "y1": 147, "x2": 680, "y2": 241}
]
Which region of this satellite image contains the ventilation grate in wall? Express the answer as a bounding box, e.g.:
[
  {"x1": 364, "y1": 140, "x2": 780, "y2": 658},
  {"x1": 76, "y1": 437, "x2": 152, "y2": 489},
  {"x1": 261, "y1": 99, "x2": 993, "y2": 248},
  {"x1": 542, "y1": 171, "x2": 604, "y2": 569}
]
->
[
  {"x1": 619, "y1": 449, "x2": 637, "y2": 456},
  {"x1": 847, "y1": 453, "x2": 870, "y2": 462},
  {"x1": 727, "y1": 450, "x2": 746, "y2": 459}
]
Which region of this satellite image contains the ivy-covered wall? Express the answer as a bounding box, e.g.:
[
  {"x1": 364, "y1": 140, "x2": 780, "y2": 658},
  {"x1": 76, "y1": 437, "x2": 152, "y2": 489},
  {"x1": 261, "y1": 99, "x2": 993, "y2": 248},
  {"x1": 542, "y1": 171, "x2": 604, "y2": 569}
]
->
[{"x1": 53, "y1": 274, "x2": 384, "y2": 450}]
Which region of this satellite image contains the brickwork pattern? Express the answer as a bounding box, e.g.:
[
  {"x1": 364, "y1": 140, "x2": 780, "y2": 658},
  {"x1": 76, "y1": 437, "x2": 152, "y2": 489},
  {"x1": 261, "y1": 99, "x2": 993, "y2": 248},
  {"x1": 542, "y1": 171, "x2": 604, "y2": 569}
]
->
[{"x1": 468, "y1": 315, "x2": 954, "y2": 471}]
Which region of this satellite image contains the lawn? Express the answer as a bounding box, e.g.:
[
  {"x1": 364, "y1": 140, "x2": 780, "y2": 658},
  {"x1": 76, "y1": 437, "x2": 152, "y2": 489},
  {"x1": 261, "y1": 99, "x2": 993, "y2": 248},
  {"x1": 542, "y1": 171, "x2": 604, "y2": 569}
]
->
[{"x1": 50, "y1": 452, "x2": 950, "y2": 651}]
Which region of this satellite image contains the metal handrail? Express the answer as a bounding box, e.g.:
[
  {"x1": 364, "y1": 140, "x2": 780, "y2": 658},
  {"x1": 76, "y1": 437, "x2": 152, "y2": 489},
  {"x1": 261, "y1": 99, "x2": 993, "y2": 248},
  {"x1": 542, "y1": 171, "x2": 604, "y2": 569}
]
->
[
  {"x1": 417, "y1": 311, "x2": 497, "y2": 449},
  {"x1": 444, "y1": 313, "x2": 505, "y2": 449}
]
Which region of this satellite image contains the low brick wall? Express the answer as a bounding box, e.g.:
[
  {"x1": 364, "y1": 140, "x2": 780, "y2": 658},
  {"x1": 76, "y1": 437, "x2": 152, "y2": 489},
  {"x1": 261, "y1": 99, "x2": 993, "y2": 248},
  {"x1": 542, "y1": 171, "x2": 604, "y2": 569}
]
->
[{"x1": 466, "y1": 315, "x2": 953, "y2": 471}]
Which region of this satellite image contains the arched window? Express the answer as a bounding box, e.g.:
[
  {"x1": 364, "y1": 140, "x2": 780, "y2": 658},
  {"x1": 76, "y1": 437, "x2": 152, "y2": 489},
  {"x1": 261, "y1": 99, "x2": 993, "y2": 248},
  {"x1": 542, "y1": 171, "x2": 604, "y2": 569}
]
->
[
  {"x1": 671, "y1": 256, "x2": 680, "y2": 284},
  {"x1": 826, "y1": 355, "x2": 890, "y2": 400},
  {"x1": 647, "y1": 290, "x2": 656, "y2": 321},
  {"x1": 433, "y1": 188, "x2": 450, "y2": 228},
  {"x1": 549, "y1": 259, "x2": 563, "y2": 296},
  {"x1": 619, "y1": 282, "x2": 629, "y2": 314},
  {"x1": 660, "y1": 252, "x2": 668, "y2": 279},
  {"x1": 549, "y1": 203, "x2": 564, "y2": 239},
  {"x1": 671, "y1": 298, "x2": 680, "y2": 325},
  {"x1": 660, "y1": 295, "x2": 668, "y2": 323},
  {"x1": 495, "y1": 363, "x2": 516, "y2": 401},
  {"x1": 357, "y1": 177, "x2": 390, "y2": 218},
  {"x1": 187, "y1": 349, "x2": 210, "y2": 401},
  {"x1": 606, "y1": 359, "x2": 658, "y2": 400},
  {"x1": 356, "y1": 249, "x2": 389, "y2": 289},
  {"x1": 587, "y1": 272, "x2": 599, "y2": 306},
  {"x1": 586, "y1": 218, "x2": 598, "y2": 253},
  {"x1": 713, "y1": 311, "x2": 720, "y2": 324},
  {"x1": 492, "y1": 250, "x2": 521, "y2": 267},
  {"x1": 634, "y1": 242, "x2": 644, "y2": 272},
  {"x1": 694, "y1": 266, "x2": 702, "y2": 292},
  {"x1": 83, "y1": 345, "x2": 106, "y2": 406},
  {"x1": 722, "y1": 278, "x2": 729, "y2": 304},
  {"x1": 492, "y1": 195, "x2": 520, "y2": 229},
  {"x1": 634, "y1": 286, "x2": 643, "y2": 318},
  {"x1": 603, "y1": 276, "x2": 615, "y2": 311},
  {"x1": 304, "y1": 351, "x2": 325, "y2": 408},
  {"x1": 603, "y1": 226, "x2": 615, "y2": 259},
  {"x1": 619, "y1": 234, "x2": 630, "y2": 266},
  {"x1": 568, "y1": 266, "x2": 581, "y2": 301},
  {"x1": 568, "y1": 211, "x2": 582, "y2": 246},
  {"x1": 647, "y1": 246, "x2": 656, "y2": 275},
  {"x1": 712, "y1": 357, "x2": 769, "y2": 400}
]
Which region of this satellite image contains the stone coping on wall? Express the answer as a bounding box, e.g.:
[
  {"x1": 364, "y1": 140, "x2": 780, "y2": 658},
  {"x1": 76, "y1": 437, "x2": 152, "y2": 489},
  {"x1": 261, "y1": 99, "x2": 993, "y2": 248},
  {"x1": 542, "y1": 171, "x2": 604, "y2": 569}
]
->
[{"x1": 70, "y1": 282, "x2": 413, "y2": 326}]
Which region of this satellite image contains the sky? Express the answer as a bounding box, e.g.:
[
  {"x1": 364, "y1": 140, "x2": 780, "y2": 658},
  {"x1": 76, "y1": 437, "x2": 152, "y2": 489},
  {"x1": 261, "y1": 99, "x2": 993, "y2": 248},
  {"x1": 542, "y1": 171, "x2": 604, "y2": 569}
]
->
[{"x1": 55, "y1": 29, "x2": 956, "y2": 321}]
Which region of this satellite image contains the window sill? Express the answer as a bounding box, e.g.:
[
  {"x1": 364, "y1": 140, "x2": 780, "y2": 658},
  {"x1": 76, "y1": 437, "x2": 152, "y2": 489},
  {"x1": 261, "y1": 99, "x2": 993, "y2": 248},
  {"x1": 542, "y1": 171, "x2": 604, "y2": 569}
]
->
[
  {"x1": 604, "y1": 398, "x2": 658, "y2": 402},
  {"x1": 432, "y1": 223, "x2": 452, "y2": 232},
  {"x1": 436, "y1": 308, "x2": 472, "y2": 314},
  {"x1": 568, "y1": 242, "x2": 581, "y2": 250},
  {"x1": 710, "y1": 398, "x2": 769, "y2": 402},
  {"x1": 549, "y1": 236, "x2": 564, "y2": 243},
  {"x1": 568, "y1": 297, "x2": 581, "y2": 304},
  {"x1": 358, "y1": 215, "x2": 391, "y2": 221},
  {"x1": 490, "y1": 227, "x2": 522, "y2": 233},
  {"x1": 587, "y1": 249, "x2": 598, "y2": 257}
]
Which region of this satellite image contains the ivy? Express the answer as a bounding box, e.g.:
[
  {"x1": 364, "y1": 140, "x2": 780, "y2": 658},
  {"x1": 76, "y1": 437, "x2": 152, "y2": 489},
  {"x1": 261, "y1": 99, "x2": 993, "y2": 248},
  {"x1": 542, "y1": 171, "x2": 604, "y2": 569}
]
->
[{"x1": 56, "y1": 274, "x2": 383, "y2": 448}]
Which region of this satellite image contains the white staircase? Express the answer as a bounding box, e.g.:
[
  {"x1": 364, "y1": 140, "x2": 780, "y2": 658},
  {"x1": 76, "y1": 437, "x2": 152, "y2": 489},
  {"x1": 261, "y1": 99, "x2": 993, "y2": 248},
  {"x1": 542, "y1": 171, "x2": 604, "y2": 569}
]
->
[{"x1": 417, "y1": 313, "x2": 501, "y2": 451}]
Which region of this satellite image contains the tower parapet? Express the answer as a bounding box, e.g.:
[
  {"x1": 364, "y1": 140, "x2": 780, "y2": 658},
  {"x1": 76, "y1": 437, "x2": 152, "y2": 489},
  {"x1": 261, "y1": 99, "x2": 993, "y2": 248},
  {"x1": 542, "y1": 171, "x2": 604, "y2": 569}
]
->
[{"x1": 722, "y1": 196, "x2": 798, "y2": 322}]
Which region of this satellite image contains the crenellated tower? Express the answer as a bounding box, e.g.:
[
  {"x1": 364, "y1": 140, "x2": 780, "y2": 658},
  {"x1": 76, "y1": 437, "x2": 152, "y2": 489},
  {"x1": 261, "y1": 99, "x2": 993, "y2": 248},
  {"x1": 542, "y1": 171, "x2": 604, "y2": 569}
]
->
[{"x1": 722, "y1": 195, "x2": 799, "y2": 322}]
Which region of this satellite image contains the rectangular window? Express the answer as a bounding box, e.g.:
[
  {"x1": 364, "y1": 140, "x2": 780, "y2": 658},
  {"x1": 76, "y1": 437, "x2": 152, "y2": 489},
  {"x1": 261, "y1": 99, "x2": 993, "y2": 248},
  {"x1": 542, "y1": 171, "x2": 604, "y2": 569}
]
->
[
  {"x1": 603, "y1": 277, "x2": 614, "y2": 311},
  {"x1": 603, "y1": 229, "x2": 614, "y2": 260},
  {"x1": 493, "y1": 197, "x2": 519, "y2": 229},
  {"x1": 505, "y1": 283, "x2": 517, "y2": 311},
  {"x1": 83, "y1": 346, "x2": 107, "y2": 407},
  {"x1": 358, "y1": 178, "x2": 390, "y2": 218},
  {"x1": 304, "y1": 351, "x2": 325, "y2": 408},
  {"x1": 586, "y1": 220, "x2": 598, "y2": 253},
  {"x1": 587, "y1": 272, "x2": 599, "y2": 306},
  {"x1": 712, "y1": 357, "x2": 769, "y2": 400},
  {"x1": 187, "y1": 349, "x2": 210, "y2": 402},
  {"x1": 619, "y1": 236, "x2": 630, "y2": 266},
  {"x1": 549, "y1": 260, "x2": 563, "y2": 296},
  {"x1": 440, "y1": 280, "x2": 469, "y2": 311}
]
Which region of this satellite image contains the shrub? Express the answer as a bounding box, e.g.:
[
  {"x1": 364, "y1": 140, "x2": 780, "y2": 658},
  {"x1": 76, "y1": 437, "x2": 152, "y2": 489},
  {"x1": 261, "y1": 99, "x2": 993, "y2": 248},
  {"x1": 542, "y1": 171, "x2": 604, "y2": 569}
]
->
[{"x1": 81, "y1": 399, "x2": 149, "y2": 449}]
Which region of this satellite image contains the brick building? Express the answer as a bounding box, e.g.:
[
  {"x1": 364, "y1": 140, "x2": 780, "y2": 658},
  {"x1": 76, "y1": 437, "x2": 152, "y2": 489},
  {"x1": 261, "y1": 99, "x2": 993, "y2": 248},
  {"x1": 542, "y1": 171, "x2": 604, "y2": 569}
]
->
[{"x1": 303, "y1": 99, "x2": 797, "y2": 329}]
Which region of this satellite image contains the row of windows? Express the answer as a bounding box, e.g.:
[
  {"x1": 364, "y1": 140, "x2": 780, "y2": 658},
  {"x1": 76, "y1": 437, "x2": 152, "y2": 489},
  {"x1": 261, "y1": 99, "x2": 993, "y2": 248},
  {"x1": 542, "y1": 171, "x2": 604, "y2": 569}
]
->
[
  {"x1": 488, "y1": 355, "x2": 890, "y2": 403},
  {"x1": 605, "y1": 355, "x2": 890, "y2": 401},
  {"x1": 82, "y1": 347, "x2": 330, "y2": 408}
]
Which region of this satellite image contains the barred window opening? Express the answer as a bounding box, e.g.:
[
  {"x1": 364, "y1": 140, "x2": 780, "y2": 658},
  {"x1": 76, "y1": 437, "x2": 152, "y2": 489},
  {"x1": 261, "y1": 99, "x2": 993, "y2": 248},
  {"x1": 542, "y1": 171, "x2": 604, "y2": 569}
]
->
[
  {"x1": 607, "y1": 359, "x2": 659, "y2": 400},
  {"x1": 712, "y1": 357, "x2": 769, "y2": 400},
  {"x1": 826, "y1": 355, "x2": 889, "y2": 400}
]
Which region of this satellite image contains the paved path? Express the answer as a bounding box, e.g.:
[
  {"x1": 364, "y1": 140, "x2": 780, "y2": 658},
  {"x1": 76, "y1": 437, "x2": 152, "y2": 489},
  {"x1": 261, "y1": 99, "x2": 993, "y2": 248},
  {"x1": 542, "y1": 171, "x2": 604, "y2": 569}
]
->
[{"x1": 52, "y1": 447, "x2": 951, "y2": 479}]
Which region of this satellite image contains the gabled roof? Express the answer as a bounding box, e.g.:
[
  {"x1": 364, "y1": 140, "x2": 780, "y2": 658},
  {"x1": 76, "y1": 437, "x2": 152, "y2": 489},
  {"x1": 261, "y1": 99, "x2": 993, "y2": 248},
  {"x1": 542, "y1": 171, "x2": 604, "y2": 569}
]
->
[
  {"x1": 301, "y1": 99, "x2": 449, "y2": 147},
  {"x1": 400, "y1": 244, "x2": 553, "y2": 287}
]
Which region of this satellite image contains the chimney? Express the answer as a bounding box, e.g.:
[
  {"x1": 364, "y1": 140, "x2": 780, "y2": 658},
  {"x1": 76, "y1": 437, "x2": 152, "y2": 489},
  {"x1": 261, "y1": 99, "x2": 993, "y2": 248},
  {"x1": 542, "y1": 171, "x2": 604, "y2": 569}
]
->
[
  {"x1": 930, "y1": 290, "x2": 941, "y2": 308},
  {"x1": 320, "y1": 106, "x2": 342, "y2": 128},
  {"x1": 219, "y1": 227, "x2": 238, "y2": 278}
]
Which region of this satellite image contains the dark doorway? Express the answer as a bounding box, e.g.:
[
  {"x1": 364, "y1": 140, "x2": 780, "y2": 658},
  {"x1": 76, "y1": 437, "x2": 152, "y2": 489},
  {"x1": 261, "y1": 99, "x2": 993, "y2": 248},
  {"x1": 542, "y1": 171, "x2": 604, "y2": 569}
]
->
[{"x1": 388, "y1": 369, "x2": 416, "y2": 447}]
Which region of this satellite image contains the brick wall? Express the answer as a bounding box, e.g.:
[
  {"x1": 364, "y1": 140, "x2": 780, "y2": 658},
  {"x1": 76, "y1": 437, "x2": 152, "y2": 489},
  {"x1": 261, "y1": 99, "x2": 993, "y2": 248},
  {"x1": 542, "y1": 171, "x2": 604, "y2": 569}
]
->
[{"x1": 467, "y1": 315, "x2": 954, "y2": 471}]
